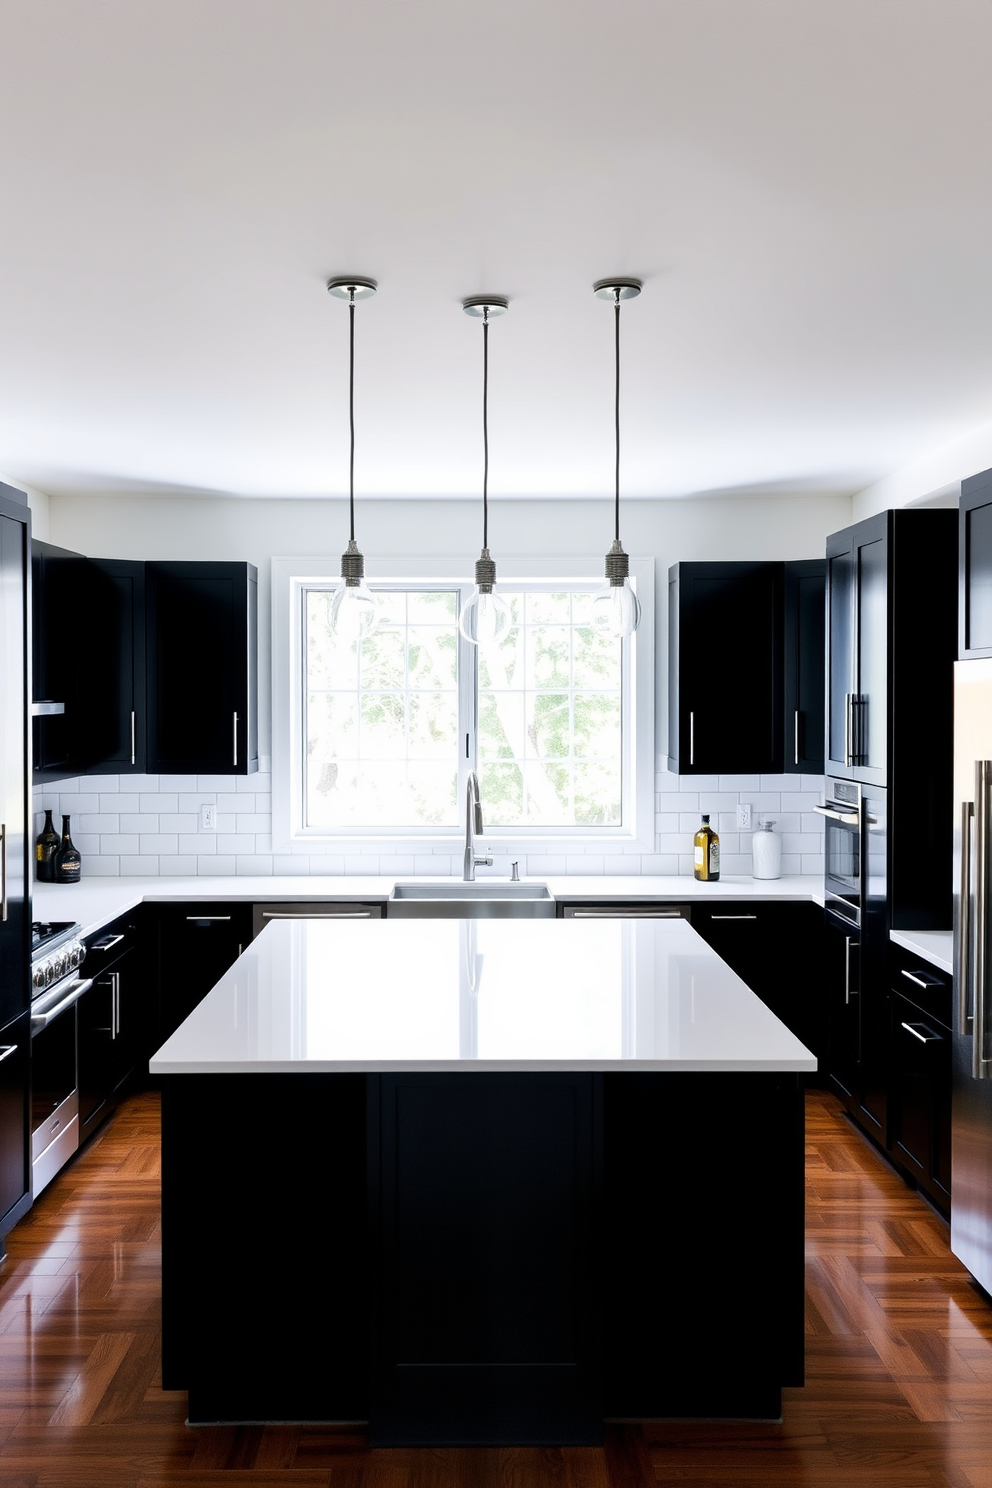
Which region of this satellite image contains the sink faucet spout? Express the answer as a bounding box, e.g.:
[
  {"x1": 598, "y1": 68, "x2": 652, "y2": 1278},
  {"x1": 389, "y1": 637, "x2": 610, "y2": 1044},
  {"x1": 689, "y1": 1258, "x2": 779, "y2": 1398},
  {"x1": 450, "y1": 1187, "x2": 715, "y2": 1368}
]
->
[{"x1": 464, "y1": 772, "x2": 494, "y2": 882}]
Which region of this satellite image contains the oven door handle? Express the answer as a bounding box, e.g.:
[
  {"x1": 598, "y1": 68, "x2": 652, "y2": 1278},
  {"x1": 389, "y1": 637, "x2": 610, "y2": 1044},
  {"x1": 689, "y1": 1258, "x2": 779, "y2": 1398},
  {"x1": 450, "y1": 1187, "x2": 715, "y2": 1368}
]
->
[
  {"x1": 814, "y1": 804, "x2": 861, "y2": 824},
  {"x1": 31, "y1": 977, "x2": 93, "y2": 1033}
]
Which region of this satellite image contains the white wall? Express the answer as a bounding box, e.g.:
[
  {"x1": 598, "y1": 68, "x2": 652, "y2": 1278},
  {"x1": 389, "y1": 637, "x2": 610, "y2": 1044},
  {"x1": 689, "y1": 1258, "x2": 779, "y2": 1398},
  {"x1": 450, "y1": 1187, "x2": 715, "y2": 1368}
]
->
[
  {"x1": 0, "y1": 472, "x2": 50, "y2": 539},
  {"x1": 852, "y1": 420, "x2": 992, "y2": 521},
  {"x1": 38, "y1": 489, "x2": 850, "y2": 879}
]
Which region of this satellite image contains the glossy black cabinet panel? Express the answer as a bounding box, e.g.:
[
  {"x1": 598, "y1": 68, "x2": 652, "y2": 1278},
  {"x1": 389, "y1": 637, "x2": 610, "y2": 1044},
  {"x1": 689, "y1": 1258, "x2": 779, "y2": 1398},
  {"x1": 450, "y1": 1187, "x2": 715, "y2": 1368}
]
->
[
  {"x1": 155, "y1": 903, "x2": 253, "y2": 1045},
  {"x1": 824, "y1": 910, "x2": 860, "y2": 1105},
  {"x1": 145, "y1": 562, "x2": 258, "y2": 775},
  {"x1": 960, "y1": 467, "x2": 992, "y2": 657},
  {"x1": 77, "y1": 559, "x2": 145, "y2": 774},
  {"x1": 668, "y1": 562, "x2": 784, "y2": 774},
  {"x1": 889, "y1": 989, "x2": 951, "y2": 1214},
  {"x1": 78, "y1": 914, "x2": 149, "y2": 1143},
  {"x1": 826, "y1": 516, "x2": 889, "y2": 783},
  {"x1": 783, "y1": 559, "x2": 825, "y2": 773},
  {"x1": 0, "y1": 492, "x2": 31, "y2": 1033},
  {"x1": 31, "y1": 539, "x2": 84, "y2": 782}
]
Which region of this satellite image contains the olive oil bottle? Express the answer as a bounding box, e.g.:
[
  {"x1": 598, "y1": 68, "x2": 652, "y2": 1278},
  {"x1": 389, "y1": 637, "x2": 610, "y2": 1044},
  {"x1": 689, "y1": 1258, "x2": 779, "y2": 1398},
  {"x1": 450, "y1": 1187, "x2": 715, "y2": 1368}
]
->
[{"x1": 693, "y1": 813, "x2": 720, "y2": 882}]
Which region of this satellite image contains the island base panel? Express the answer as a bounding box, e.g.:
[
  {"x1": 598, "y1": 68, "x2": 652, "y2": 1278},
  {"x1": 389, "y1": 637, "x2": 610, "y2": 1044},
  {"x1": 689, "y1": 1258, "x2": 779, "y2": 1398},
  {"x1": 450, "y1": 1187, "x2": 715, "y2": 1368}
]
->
[{"x1": 369, "y1": 1073, "x2": 602, "y2": 1446}]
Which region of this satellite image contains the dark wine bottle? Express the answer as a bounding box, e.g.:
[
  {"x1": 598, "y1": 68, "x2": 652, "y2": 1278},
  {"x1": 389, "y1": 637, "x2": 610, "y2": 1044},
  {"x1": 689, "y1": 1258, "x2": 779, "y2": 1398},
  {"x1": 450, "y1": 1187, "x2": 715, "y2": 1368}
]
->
[
  {"x1": 35, "y1": 809, "x2": 60, "y2": 882},
  {"x1": 53, "y1": 814, "x2": 82, "y2": 884}
]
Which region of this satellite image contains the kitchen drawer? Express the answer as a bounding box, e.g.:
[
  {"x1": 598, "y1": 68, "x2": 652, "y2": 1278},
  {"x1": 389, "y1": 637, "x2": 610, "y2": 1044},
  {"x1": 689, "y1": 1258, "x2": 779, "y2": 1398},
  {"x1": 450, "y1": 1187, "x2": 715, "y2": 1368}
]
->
[
  {"x1": 558, "y1": 903, "x2": 690, "y2": 919},
  {"x1": 252, "y1": 901, "x2": 384, "y2": 938},
  {"x1": 83, "y1": 910, "x2": 143, "y2": 974},
  {"x1": 889, "y1": 944, "x2": 951, "y2": 1030}
]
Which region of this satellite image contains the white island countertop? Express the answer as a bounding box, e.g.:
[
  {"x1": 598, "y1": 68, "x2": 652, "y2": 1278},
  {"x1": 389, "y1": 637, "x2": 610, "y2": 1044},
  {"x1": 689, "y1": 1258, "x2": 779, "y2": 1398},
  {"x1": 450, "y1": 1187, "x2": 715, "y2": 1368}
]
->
[{"x1": 149, "y1": 916, "x2": 817, "y2": 1075}]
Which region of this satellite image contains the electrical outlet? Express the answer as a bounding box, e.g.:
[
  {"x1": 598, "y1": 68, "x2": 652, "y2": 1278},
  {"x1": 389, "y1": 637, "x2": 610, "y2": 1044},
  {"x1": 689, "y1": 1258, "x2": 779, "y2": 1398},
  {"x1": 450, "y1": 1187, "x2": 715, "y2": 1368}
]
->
[
  {"x1": 199, "y1": 803, "x2": 217, "y2": 832},
  {"x1": 736, "y1": 803, "x2": 752, "y2": 830}
]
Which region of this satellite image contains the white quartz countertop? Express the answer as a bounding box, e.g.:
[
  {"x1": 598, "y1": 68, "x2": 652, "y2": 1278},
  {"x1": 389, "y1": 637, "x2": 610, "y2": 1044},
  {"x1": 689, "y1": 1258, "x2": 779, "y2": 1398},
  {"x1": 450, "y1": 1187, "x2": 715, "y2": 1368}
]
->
[
  {"x1": 889, "y1": 929, "x2": 954, "y2": 975},
  {"x1": 149, "y1": 917, "x2": 817, "y2": 1075},
  {"x1": 34, "y1": 873, "x2": 824, "y2": 940}
]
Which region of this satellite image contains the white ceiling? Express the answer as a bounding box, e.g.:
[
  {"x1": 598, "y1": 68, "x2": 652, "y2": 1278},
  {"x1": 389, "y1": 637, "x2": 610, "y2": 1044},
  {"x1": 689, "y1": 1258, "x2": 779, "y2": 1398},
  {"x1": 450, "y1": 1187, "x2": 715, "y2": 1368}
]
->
[{"x1": 2, "y1": 0, "x2": 991, "y2": 502}]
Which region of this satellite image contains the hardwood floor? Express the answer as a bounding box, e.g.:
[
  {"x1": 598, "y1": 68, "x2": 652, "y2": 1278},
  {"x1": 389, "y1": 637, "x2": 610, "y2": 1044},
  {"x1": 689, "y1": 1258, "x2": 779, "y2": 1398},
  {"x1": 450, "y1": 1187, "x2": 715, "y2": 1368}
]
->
[{"x1": 0, "y1": 1087, "x2": 990, "y2": 1486}]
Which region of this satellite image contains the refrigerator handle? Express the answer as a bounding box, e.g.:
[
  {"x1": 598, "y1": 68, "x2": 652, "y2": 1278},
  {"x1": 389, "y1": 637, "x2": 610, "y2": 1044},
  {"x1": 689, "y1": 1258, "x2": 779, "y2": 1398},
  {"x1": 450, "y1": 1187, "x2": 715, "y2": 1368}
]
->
[
  {"x1": 959, "y1": 797, "x2": 974, "y2": 1038},
  {"x1": 974, "y1": 761, "x2": 992, "y2": 1081}
]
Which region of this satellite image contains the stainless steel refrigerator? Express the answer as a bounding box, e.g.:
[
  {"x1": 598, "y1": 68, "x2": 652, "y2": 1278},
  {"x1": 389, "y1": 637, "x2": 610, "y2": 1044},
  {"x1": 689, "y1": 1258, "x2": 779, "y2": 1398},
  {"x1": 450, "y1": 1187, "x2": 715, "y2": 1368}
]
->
[{"x1": 952, "y1": 658, "x2": 992, "y2": 1293}]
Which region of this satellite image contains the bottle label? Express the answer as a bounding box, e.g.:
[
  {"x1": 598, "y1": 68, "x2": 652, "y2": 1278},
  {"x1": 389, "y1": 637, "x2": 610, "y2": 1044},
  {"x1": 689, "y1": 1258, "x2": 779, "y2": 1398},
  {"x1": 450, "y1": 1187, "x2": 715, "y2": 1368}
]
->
[
  {"x1": 694, "y1": 845, "x2": 704, "y2": 868},
  {"x1": 36, "y1": 844, "x2": 43, "y2": 861},
  {"x1": 709, "y1": 842, "x2": 720, "y2": 873}
]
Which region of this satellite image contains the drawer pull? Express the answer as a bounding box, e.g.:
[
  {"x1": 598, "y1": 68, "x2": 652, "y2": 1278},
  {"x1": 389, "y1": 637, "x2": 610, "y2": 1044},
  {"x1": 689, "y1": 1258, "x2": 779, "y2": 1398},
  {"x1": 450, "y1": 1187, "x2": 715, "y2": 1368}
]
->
[
  {"x1": 901, "y1": 968, "x2": 940, "y2": 990},
  {"x1": 569, "y1": 909, "x2": 684, "y2": 918},
  {"x1": 185, "y1": 915, "x2": 232, "y2": 922},
  {"x1": 260, "y1": 910, "x2": 374, "y2": 919},
  {"x1": 0, "y1": 1044, "x2": 17, "y2": 1065},
  {"x1": 711, "y1": 914, "x2": 758, "y2": 921},
  {"x1": 901, "y1": 1021, "x2": 942, "y2": 1044},
  {"x1": 91, "y1": 933, "x2": 125, "y2": 951}
]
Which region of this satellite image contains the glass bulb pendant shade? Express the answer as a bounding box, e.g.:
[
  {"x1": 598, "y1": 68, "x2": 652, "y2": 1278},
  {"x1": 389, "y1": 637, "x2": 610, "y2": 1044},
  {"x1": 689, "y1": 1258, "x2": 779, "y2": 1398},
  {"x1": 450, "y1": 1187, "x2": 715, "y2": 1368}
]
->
[
  {"x1": 593, "y1": 539, "x2": 640, "y2": 639},
  {"x1": 459, "y1": 549, "x2": 511, "y2": 646},
  {"x1": 331, "y1": 539, "x2": 377, "y2": 644}
]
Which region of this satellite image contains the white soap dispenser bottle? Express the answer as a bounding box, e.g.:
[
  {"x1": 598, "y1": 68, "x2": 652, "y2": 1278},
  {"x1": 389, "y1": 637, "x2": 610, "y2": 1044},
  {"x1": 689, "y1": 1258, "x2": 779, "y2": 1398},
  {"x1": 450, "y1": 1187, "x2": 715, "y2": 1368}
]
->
[{"x1": 752, "y1": 819, "x2": 781, "y2": 880}]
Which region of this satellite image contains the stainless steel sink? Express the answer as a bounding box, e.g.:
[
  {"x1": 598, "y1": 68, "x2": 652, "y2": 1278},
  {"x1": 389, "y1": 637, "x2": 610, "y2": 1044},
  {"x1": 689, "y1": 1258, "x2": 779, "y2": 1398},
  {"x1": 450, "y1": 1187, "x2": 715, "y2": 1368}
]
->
[{"x1": 388, "y1": 881, "x2": 555, "y2": 918}]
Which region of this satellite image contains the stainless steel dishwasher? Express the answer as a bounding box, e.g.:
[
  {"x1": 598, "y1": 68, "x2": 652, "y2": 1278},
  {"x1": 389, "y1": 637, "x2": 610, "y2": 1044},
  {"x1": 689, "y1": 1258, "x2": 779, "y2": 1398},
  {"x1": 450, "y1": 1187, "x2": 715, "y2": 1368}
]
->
[{"x1": 252, "y1": 901, "x2": 384, "y2": 939}]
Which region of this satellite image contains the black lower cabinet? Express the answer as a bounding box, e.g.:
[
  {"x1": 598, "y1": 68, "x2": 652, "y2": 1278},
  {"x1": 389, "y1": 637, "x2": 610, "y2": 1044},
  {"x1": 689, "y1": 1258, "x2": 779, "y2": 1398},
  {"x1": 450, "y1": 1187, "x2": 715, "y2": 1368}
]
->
[
  {"x1": 824, "y1": 913, "x2": 860, "y2": 1106},
  {"x1": 690, "y1": 902, "x2": 826, "y2": 1065},
  {"x1": 78, "y1": 915, "x2": 149, "y2": 1143},
  {"x1": 156, "y1": 904, "x2": 253, "y2": 1045},
  {"x1": 0, "y1": 1013, "x2": 31, "y2": 1250},
  {"x1": 887, "y1": 949, "x2": 952, "y2": 1214}
]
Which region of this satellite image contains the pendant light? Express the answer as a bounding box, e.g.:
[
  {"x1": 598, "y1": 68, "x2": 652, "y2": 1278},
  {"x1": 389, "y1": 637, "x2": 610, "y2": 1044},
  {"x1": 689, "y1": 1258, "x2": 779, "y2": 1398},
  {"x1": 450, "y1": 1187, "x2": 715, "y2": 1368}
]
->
[
  {"x1": 326, "y1": 276, "x2": 378, "y2": 643},
  {"x1": 459, "y1": 295, "x2": 511, "y2": 647},
  {"x1": 592, "y1": 278, "x2": 642, "y2": 639}
]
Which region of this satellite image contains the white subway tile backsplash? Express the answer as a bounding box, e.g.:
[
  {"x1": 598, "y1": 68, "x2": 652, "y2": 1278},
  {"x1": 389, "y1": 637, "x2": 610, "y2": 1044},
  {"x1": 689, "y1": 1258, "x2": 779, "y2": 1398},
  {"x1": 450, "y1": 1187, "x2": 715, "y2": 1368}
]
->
[{"x1": 34, "y1": 767, "x2": 825, "y2": 881}]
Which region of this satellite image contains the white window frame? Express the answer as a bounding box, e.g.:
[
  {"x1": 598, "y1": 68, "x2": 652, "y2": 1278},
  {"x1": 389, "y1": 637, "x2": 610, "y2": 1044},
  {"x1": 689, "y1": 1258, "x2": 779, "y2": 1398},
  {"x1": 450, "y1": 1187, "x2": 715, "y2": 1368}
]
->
[{"x1": 271, "y1": 554, "x2": 654, "y2": 855}]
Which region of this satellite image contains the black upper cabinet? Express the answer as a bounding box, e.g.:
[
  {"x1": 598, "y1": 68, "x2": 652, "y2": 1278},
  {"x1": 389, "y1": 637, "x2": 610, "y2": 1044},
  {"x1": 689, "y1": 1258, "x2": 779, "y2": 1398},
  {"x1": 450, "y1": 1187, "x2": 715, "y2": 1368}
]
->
[
  {"x1": 668, "y1": 562, "x2": 784, "y2": 775},
  {"x1": 783, "y1": 559, "x2": 825, "y2": 774},
  {"x1": 77, "y1": 559, "x2": 146, "y2": 775},
  {"x1": 668, "y1": 560, "x2": 822, "y2": 776},
  {"x1": 960, "y1": 467, "x2": 992, "y2": 658},
  {"x1": 31, "y1": 539, "x2": 85, "y2": 781},
  {"x1": 145, "y1": 562, "x2": 258, "y2": 775},
  {"x1": 826, "y1": 510, "x2": 957, "y2": 788}
]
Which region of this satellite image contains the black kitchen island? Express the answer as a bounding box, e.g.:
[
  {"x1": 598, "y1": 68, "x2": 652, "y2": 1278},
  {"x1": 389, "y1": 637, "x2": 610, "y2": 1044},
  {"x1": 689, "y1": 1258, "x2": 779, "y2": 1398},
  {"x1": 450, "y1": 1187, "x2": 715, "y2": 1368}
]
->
[{"x1": 153, "y1": 917, "x2": 814, "y2": 1445}]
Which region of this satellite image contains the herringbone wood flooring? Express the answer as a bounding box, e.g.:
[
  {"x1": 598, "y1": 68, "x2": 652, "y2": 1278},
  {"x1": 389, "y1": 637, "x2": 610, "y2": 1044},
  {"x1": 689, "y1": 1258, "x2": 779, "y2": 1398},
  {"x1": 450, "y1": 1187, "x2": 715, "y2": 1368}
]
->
[{"x1": 0, "y1": 1088, "x2": 989, "y2": 1485}]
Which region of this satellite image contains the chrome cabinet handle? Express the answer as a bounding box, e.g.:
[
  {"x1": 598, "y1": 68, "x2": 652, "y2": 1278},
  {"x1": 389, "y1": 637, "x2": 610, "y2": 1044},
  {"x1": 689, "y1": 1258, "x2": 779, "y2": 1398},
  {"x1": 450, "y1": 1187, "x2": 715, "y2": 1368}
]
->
[
  {"x1": 689, "y1": 711, "x2": 695, "y2": 767},
  {"x1": 185, "y1": 915, "x2": 232, "y2": 922},
  {"x1": 794, "y1": 710, "x2": 800, "y2": 766},
  {"x1": 233, "y1": 711, "x2": 239, "y2": 767},
  {"x1": 901, "y1": 1021, "x2": 942, "y2": 1044},
  {"x1": 959, "y1": 797, "x2": 974, "y2": 1038},
  {"x1": 112, "y1": 971, "x2": 120, "y2": 1039},
  {"x1": 0, "y1": 822, "x2": 6, "y2": 923},
  {"x1": 844, "y1": 692, "x2": 852, "y2": 768},
  {"x1": 130, "y1": 710, "x2": 136, "y2": 766},
  {"x1": 91, "y1": 933, "x2": 125, "y2": 952},
  {"x1": 711, "y1": 914, "x2": 758, "y2": 920},
  {"x1": 844, "y1": 936, "x2": 858, "y2": 1003},
  {"x1": 0, "y1": 1044, "x2": 17, "y2": 1065},
  {"x1": 974, "y1": 760, "x2": 991, "y2": 1079},
  {"x1": 901, "y1": 969, "x2": 940, "y2": 990}
]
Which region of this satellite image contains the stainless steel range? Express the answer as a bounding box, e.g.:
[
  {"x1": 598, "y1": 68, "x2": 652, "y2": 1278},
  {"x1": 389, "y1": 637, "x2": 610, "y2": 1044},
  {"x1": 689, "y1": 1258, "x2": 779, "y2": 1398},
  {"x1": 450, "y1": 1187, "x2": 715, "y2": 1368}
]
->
[{"x1": 30, "y1": 920, "x2": 91, "y2": 1196}]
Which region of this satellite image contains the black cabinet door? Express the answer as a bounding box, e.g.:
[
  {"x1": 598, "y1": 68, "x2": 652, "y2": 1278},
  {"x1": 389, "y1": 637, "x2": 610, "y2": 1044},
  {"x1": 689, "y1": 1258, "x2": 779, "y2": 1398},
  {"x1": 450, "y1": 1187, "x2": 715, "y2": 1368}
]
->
[
  {"x1": 145, "y1": 562, "x2": 258, "y2": 775},
  {"x1": 824, "y1": 912, "x2": 860, "y2": 1103},
  {"x1": 783, "y1": 559, "x2": 825, "y2": 774},
  {"x1": 78, "y1": 941, "x2": 140, "y2": 1140},
  {"x1": 826, "y1": 515, "x2": 888, "y2": 784},
  {"x1": 0, "y1": 1013, "x2": 30, "y2": 1241},
  {"x1": 960, "y1": 467, "x2": 992, "y2": 657},
  {"x1": 77, "y1": 559, "x2": 145, "y2": 774},
  {"x1": 889, "y1": 991, "x2": 951, "y2": 1212},
  {"x1": 156, "y1": 904, "x2": 254, "y2": 1044},
  {"x1": 30, "y1": 539, "x2": 84, "y2": 781},
  {"x1": 668, "y1": 562, "x2": 783, "y2": 775}
]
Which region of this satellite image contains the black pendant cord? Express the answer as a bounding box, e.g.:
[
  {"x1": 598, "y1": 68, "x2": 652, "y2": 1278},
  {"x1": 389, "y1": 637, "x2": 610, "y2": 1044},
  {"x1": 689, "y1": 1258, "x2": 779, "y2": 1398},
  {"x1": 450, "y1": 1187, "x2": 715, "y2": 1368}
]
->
[
  {"x1": 614, "y1": 288, "x2": 621, "y2": 543},
  {"x1": 349, "y1": 289, "x2": 356, "y2": 544},
  {"x1": 482, "y1": 308, "x2": 490, "y2": 551}
]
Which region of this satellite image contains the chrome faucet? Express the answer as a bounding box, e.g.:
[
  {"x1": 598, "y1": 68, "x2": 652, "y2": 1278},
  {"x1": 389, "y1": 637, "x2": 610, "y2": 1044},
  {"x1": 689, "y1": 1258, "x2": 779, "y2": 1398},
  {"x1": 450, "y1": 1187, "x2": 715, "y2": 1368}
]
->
[{"x1": 463, "y1": 772, "x2": 493, "y2": 882}]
